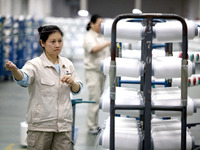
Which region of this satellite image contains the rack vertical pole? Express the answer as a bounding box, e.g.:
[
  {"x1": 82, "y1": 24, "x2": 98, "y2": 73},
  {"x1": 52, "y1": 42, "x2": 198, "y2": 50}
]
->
[
  {"x1": 109, "y1": 15, "x2": 118, "y2": 150},
  {"x1": 142, "y1": 16, "x2": 153, "y2": 150}
]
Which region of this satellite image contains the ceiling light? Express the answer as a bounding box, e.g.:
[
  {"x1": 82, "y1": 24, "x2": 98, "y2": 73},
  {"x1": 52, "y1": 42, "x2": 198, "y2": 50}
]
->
[{"x1": 78, "y1": 10, "x2": 89, "y2": 17}]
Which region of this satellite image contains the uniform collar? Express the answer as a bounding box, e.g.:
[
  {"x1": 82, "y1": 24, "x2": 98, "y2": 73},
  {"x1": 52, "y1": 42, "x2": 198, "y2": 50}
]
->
[
  {"x1": 40, "y1": 52, "x2": 67, "y2": 71},
  {"x1": 40, "y1": 52, "x2": 60, "y2": 67}
]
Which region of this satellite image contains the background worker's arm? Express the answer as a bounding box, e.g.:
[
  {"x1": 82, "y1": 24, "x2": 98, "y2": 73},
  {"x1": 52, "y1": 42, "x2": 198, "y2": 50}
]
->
[{"x1": 91, "y1": 41, "x2": 111, "y2": 53}]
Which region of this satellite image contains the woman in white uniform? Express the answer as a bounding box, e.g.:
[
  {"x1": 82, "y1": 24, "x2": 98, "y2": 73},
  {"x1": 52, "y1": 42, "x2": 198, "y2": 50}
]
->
[
  {"x1": 83, "y1": 14, "x2": 110, "y2": 134},
  {"x1": 6, "y1": 25, "x2": 82, "y2": 149}
]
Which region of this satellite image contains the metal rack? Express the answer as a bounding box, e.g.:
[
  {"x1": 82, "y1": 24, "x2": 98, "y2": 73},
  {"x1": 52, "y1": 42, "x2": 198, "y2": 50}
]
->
[{"x1": 109, "y1": 13, "x2": 188, "y2": 150}]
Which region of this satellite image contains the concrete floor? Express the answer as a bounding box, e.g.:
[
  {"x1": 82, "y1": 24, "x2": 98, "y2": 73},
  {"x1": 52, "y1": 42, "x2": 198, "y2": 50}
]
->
[{"x1": 1, "y1": 60, "x2": 200, "y2": 150}]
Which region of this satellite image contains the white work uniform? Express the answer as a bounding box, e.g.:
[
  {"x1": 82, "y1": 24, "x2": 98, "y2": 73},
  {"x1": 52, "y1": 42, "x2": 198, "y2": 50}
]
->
[
  {"x1": 21, "y1": 53, "x2": 82, "y2": 149},
  {"x1": 83, "y1": 29, "x2": 110, "y2": 130}
]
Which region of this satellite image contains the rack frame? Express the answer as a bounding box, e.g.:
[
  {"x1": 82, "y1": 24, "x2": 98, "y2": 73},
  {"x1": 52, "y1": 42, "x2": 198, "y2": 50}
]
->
[{"x1": 109, "y1": 13, "x2": 188, "y2": 150}]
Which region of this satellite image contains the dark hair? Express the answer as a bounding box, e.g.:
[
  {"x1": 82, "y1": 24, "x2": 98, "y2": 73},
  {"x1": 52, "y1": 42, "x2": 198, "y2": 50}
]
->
[
  {"x1": 38, "y1": 25, "x2": 64, "y2": 48},
  {"x1": 86, "y1": 14, "x2": 102, "y2": 31}
]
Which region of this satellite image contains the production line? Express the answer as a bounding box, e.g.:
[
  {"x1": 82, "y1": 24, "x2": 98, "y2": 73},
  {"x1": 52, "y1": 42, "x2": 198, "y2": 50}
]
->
[
  {"x1": 97, "y1": 13, "x2": 200, "y2": 150},
  {"x1": 2, "y1": 0, "x2": 200, "y2": 149}
]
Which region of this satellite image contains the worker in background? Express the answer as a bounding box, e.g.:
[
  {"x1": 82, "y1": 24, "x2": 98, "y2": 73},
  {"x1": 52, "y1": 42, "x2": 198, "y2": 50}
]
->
[
  {"x1": 83, "y1": 14, "x2": 111, "y2": 135},
  {"x1": 5, "y1": 25, "x2": 82, "y2": 150}
]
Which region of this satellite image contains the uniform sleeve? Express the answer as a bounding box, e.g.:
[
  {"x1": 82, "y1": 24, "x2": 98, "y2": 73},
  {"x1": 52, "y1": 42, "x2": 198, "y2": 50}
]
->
[
  {"x1": 70, "y1": 63, "x2": 83, "y2": 95},
  {"x1": 71, "y1": 81, "x2": 83, "y2": 95},
  {"x1": 13, "y1": 69, "x2": 29, "y2": 87},
  {"x1": 21, "y1": 61, "x2": 36, "y2": 85}
]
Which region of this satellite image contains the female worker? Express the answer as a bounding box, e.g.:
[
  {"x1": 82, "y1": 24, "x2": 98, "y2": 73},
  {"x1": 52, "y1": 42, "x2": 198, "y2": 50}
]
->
[
  {"x1": 5, "y1": 25, "x2": 82, "y2": 149},
  {"x1": 83, "y1": 14, "x2": 111, "y2": 134}
]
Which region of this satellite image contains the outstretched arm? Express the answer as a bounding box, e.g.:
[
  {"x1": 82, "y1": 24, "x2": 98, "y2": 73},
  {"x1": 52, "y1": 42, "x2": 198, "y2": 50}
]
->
[{"x1": 5, "y1": 60, "x2": 23, "y2": 81}]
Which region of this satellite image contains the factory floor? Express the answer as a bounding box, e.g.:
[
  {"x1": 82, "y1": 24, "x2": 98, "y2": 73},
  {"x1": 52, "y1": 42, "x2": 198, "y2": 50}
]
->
[{"x1": 1, "y1": 60, "x2": 200, "y2": 150}]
